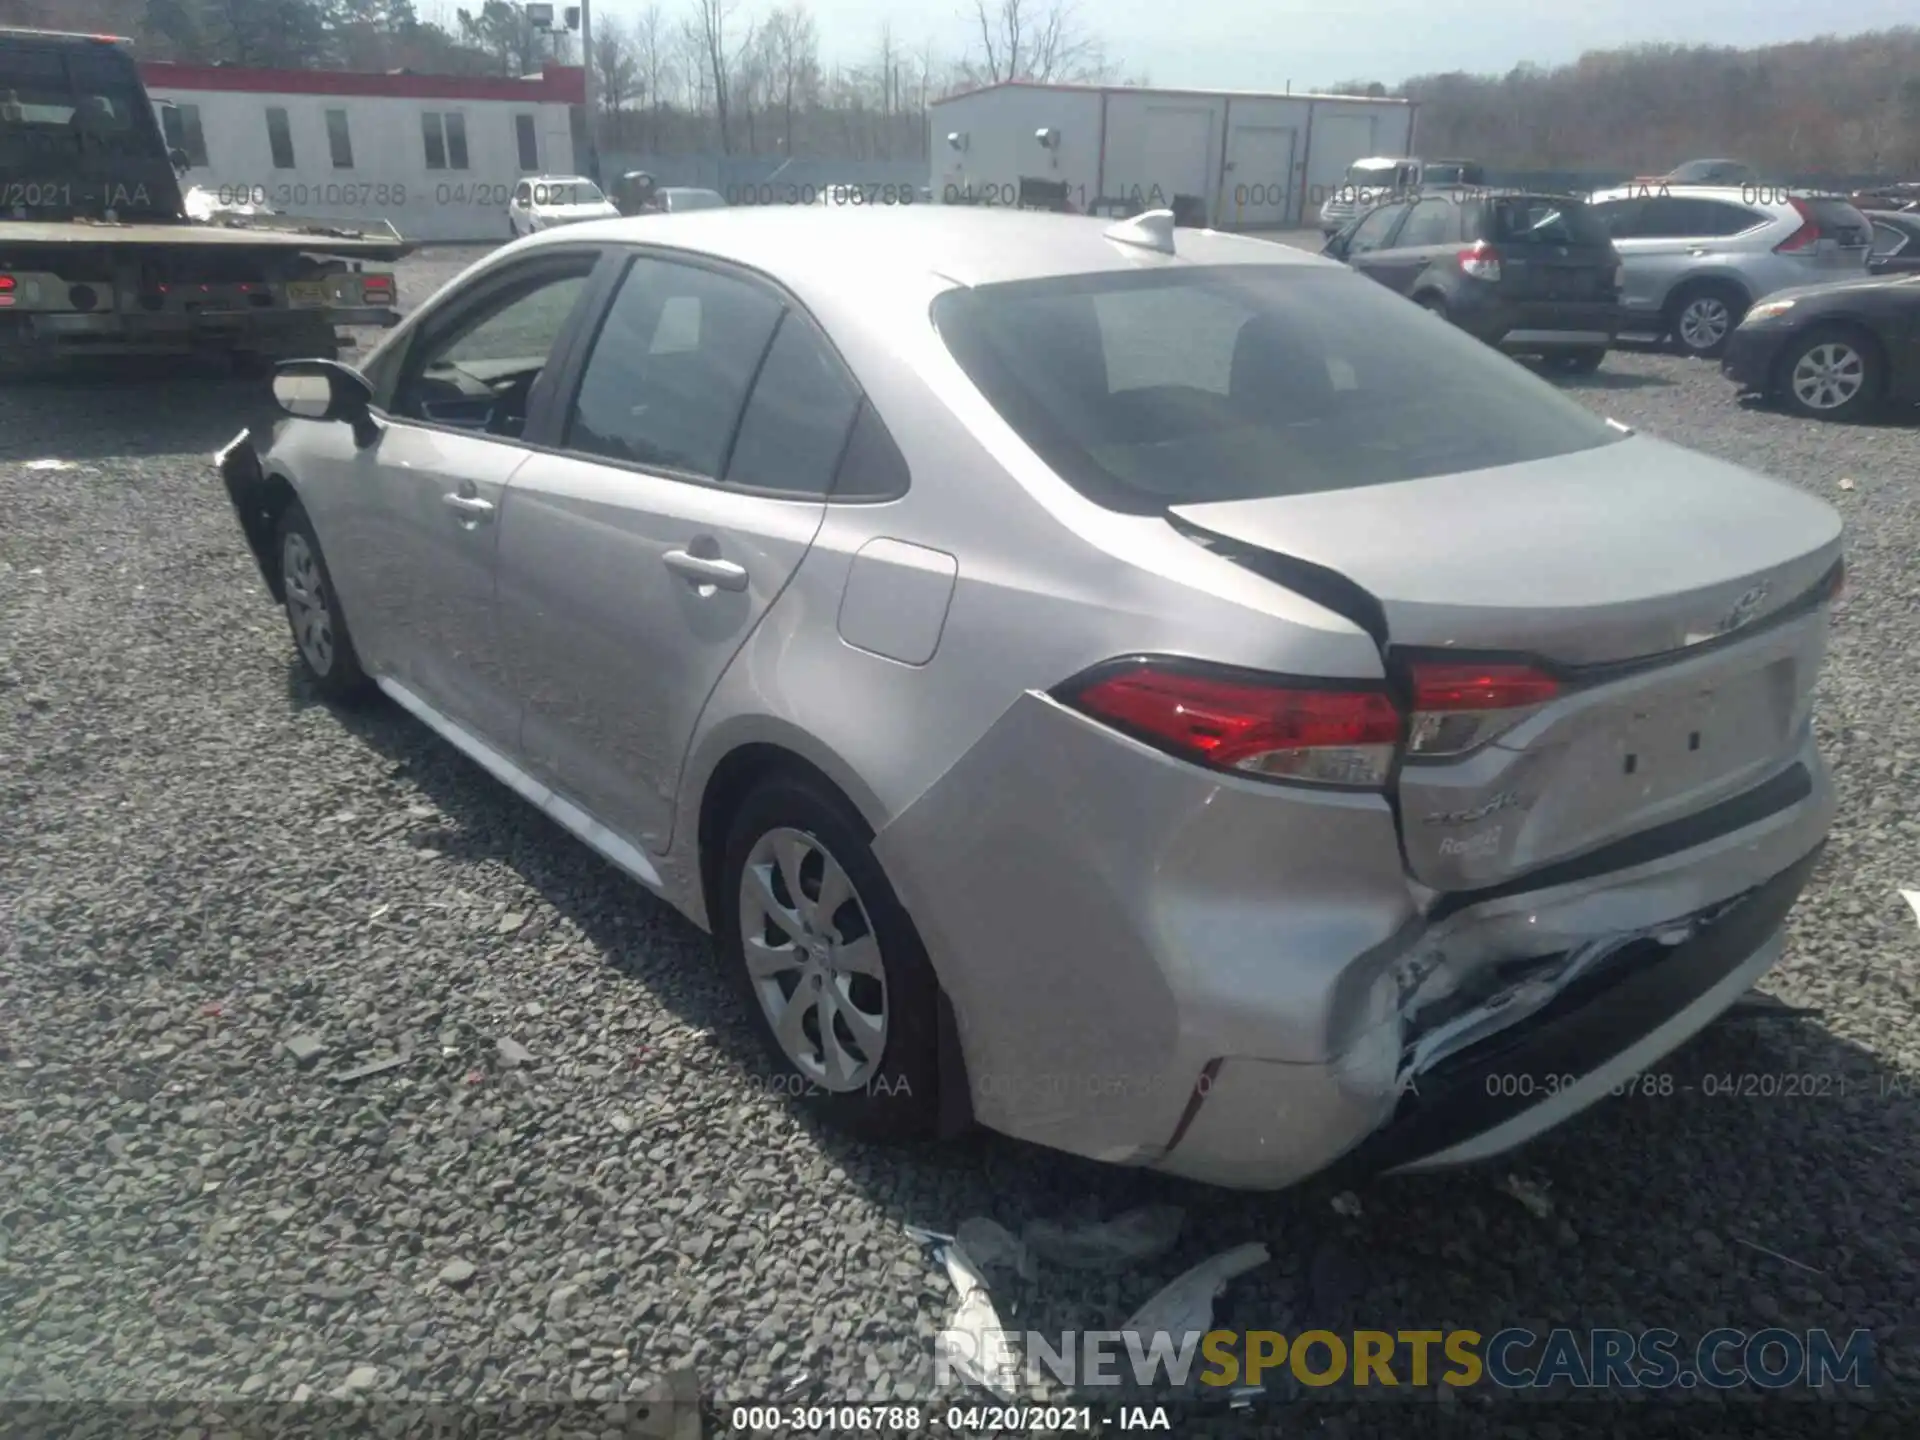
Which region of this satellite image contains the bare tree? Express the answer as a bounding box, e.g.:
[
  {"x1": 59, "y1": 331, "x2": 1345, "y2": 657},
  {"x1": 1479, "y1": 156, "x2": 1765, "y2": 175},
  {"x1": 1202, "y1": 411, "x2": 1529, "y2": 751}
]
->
[
  {"x1": 592, "y1": 15, "x2": 638, "y2": 116},
  {"x1": 967, "y1": 0, "x2": 1107, "y2": 86},
  {"x1": 761, "y1": 7, "x2": 818, "y2": 155},
  {"x1": 632, "y1": 2, "x2": 673, "y2": 144},
  {"x1": 689, "y1": 0, "x2": 735, "y2": 154}
]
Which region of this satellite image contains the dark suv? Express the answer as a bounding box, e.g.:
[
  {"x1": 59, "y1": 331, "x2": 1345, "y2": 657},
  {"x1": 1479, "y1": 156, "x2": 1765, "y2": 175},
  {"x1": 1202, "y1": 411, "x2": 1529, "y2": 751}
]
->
[{"x1": 1324, "y1": 189, "x2": 1623, "y2": 372}]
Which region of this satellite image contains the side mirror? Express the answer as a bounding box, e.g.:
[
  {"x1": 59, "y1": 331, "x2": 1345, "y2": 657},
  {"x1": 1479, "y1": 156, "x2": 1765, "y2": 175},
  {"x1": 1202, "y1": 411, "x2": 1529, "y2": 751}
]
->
[
  {"x1": 273, "y1": 359, "x2": 380, "y2": 446},
  {"x1": 168, "y1": 146, "x2": 190, "y2": 174}
]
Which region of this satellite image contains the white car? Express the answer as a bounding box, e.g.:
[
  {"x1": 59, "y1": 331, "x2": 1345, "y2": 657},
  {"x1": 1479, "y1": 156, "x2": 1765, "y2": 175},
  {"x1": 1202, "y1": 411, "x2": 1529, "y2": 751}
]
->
[{"x1": 508, "y1": 177, "x2": 620, "y2": 237}]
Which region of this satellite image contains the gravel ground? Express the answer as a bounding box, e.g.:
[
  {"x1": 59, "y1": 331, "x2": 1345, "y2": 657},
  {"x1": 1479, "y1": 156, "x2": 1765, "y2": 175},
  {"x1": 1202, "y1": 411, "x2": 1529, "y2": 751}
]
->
[{"x1": 2, "y1": 241, "x2": 1918, "y2": 1439}]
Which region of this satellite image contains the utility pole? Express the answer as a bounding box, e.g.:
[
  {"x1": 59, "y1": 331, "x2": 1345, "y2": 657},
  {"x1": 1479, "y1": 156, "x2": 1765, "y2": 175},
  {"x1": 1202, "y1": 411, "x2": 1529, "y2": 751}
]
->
[{"x1": 579, "y1": 0, "x2": 601, "y2": 183}]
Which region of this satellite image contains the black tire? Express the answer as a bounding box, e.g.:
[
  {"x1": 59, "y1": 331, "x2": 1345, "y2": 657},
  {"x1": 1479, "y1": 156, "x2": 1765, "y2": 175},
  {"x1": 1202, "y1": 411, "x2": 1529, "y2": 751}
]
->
[
  {"x1": 1775, "y1": 324, "x2": 1884, "y2": 423},
  {"x1": 274, "y1": 500, "x2": 375, "y2": 704},
  {"x1": 1665, "y1": 282, "x2": 1745, "y2": 358},
  {"x1": 1546, "y1": 347, "x2": 1606, "y2": 375},
  {"x1": 717, "y1": 771, "x2": 943, "y2": 1142}
]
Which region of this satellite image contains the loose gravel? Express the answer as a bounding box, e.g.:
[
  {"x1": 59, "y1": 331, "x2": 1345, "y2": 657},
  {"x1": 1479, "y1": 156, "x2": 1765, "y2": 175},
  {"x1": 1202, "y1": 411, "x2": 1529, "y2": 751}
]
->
[{"x1": 2, "y1": 242, "x2": 1918, "y2": 1439}]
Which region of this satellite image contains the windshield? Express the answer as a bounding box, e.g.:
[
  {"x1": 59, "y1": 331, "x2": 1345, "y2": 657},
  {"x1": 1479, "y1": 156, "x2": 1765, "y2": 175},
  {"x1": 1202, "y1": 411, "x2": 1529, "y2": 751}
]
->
[
  {"x1": 535, "y1": 180, "x2": 604, "y2": 205},
  {"x1": 1345, "y1": 160, "x2": 1398, "y2": 182},
  {"x1": 932, "y1": 265, "x2": 1624, "y2": 514}
]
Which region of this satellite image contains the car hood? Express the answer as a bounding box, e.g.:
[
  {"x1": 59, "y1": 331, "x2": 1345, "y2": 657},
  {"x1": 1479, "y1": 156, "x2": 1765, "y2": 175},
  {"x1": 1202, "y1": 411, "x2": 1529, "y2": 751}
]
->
[
  {"x1": 1168, "y1": 432, "x2": 1842, "y2": 667},
  {"x1": 1753, "y1": 274, "x2": 1920, "y2": 306},
  {"x1": 536, "y1": 202, "x2": 619, "y2": 222}
]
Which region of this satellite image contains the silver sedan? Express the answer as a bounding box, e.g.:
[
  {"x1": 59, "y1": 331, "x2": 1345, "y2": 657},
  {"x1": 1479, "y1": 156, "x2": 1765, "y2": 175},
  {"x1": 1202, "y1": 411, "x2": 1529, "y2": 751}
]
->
[{"x1": 217, "y1": 205, "x2": 1842, "y2": 1189}]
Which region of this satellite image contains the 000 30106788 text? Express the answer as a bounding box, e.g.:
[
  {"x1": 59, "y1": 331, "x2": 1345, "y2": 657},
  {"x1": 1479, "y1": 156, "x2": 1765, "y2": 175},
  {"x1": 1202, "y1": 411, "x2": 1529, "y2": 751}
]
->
[{"x1": 196, "y1": 181, "x2": 518, "y2": 210}]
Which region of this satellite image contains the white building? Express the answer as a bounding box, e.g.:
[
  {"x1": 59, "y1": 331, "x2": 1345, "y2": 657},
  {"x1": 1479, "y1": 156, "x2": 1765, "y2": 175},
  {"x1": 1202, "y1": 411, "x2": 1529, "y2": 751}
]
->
[
  {"x1": 929, "y1": 81, "x2": 1418, "y2": 230},
  {"x1": 140, "y1": 61, "x2": 584, "y2": 243}
]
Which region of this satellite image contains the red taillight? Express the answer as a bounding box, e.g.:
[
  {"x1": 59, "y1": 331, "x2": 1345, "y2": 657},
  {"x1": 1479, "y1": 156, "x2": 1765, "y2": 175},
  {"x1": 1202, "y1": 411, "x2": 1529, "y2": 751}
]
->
[
  {"x1": 362, "y1": 274, "x2": 394, "y2": 302},
  {"x1": 1406, "y1": 661, "x2": 1559, "y2": 757},
  {"x1": 0, "y1": 275, "x2": 15, "y2": 291},
  {"x1": 1774, "y1": 198, "x2": 1820, "y2": 253},
  {"x1": 1065, "y1": 660, "x2": 1402, "y2": 788},
  {"x1": 1457, "y1": 240, "x2": 1502, "y2": 281}
]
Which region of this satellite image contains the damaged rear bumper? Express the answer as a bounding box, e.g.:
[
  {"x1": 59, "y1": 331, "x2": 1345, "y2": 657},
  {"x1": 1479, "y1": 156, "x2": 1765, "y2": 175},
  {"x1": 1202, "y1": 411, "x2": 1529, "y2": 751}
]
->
[{"x1": 873, "y1": 690, "x2": 1832, "y2": 1192}]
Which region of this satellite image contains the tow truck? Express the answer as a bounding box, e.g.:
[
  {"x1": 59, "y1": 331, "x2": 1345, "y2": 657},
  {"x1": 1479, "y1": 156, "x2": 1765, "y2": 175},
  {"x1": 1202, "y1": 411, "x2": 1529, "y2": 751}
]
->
[{"x1": 0, "y1": 25, "x2": 411, "y2": 374}]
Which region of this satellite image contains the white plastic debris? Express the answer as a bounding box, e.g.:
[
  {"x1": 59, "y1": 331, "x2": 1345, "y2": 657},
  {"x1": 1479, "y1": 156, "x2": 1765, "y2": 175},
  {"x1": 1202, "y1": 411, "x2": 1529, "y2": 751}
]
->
[
  {"x1": 1330, "y1": 1192, "x2": 1362, "y2": 1217},
  {"x1": 1021, "y1": 1204, "x2": 1184, "y2": 1271},
  {"x1": 903, "y1": 1223, "x2": 954, "y2": 1246},
  {"x1": 1500, "y1": 1173, "x2": 1554, "y2": 1219},
  {"x1": 935, "y1": 1243, "x2": 1024, "y2": 1401},
  {"x1": 1901, "y1": 890, "x2": 1920, "y2": 929},
  {"x1": 22, "y1": 459, "x2": 75, "y2": 472},
  {"x1": 1838, "y1": 477, "x2": 1856, "y2": 491},
  {"x1": 1120, "y1": 1242, "x2": 1269, "y2": 1345}
]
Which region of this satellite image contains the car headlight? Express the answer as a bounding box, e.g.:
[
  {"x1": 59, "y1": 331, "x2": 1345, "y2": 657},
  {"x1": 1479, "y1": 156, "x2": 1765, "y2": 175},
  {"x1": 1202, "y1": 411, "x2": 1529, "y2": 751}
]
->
[{"x1": 1744, "y1": 298, "x2": 1796, "y2": 323}]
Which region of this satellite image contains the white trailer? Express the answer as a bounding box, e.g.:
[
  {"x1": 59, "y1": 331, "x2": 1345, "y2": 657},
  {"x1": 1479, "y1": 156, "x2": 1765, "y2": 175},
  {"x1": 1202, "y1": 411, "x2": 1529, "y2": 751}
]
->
[{"x1": 929, "y1": 81, "x2": 1416, "y2": 230}]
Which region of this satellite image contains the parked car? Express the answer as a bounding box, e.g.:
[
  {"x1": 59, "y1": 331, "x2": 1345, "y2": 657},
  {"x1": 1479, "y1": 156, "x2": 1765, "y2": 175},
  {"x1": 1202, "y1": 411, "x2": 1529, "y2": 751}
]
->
[
  {"x1": 1651, "y1": 159, "x2": 1760, "y2": 186},
  {"x1": 1847, "y1": 183, "x2": 1920, "y2": 214},
  {"x1": 1324, "y1": 188, "x2": 1622, "y2": 372},
  {"x1": 1317, "y1": 156, "x2": 1422, "y2": 235},
  {"x1": 656, "y1": 186, "x2": 727, "y2": 213},
  {"x1": 1721, "y1": 270, "x2": 1920, "y2": 421},
  {"x1": 507, "y1": 176, "x2": 620, "y2": 236},
  {"x1": 219, "y1": 206, "x2": 1842, "y2": 1191},
  {"x1": 1586, "y1": 186, "x2": 1873, "y2": 357},
  {"x1": 1864, "y1": 209, "x2": 1920, "y2": 275},
  {"x1": 1420, "y1": 158, "x2": 1487, "y2": 187}
]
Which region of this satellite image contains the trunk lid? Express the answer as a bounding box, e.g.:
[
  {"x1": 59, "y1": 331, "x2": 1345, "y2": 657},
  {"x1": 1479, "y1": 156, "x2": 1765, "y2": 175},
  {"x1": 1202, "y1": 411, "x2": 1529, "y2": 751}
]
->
[{"x1": 1171, "y1": 433, "x2": 1842, "y2": 893}]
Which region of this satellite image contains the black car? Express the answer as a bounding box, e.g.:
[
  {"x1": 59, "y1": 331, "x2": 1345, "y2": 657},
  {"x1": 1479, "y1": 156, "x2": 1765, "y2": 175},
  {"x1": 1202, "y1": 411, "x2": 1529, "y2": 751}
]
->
[
  {"x1": 1323, "y1": 188, "x2": 1623, "y2": 372},
  {"x1": 1866, "y1": 210, "x2": 1920, "y2": 275},
  {"x1": 1721, "y1": 272, "x2": 1920, "y2": 421}
]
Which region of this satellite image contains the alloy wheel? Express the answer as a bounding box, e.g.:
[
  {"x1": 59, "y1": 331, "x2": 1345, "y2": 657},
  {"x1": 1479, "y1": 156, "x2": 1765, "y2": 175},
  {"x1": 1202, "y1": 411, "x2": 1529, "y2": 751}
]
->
[
  {"x1": 738, "y1": 826, "x2": 888, "y2": 1092},
  {"x1": 1677, "y1": 296, "x2": 1732, "y2": 352},
  {"x1": 282, "y1": 531, "x2": 335, "y2": 675},
  {"x1": 1789, "y1": 342, "x2": 1866, "y2": 412}
]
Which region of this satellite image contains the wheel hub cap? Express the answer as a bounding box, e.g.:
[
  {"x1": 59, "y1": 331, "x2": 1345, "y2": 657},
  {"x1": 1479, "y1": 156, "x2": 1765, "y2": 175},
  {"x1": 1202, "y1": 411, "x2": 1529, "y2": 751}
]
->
[
  {"x1": 738, "y1": 827, "x2": 888, "y2": 1092},
  {"x1": 1680, "y1": 299, "x2": 1729, "y2": 349},
  {"x1": 1791, "y1": 344, "x2": 1863, "y2": 410},
  {"x1": 282, "y1": 532, "x2": 335, "y2": 674}
]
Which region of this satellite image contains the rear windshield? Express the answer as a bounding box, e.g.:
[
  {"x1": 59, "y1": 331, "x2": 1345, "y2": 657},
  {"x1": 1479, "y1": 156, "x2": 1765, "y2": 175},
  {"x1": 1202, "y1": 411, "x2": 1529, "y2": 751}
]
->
[
  {"x1": 932, "y1": 265, "x2": 1625, "y2": 513},
  {"x1": 1486, "y1": 195, "x2": 1611, "y2": 247},
  {"x1": 0, "y1": 46, "x2": 142, "y2": 131},
  {"x1": 1801, "y1": 198, "x2": 1871, "y2": 235}
]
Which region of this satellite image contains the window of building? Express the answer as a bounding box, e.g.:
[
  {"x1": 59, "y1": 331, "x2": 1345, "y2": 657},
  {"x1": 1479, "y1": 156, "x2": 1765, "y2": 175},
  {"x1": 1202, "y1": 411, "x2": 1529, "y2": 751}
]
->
[
  {"x1": 422, "y1": 111, "x2": 471, "y2": 171},
  {"x1": 159, "y1": 101, "x2": 208, "y2": 167},
  {"x1": 265, "y1": 106, "x2": 295, "y2": 169},
  {"x1": 325, "y1": 108, "x2": 354, "y2": 169},
  {"x1": 515, "y1": 113, "x2": 539, "y2": 171}
]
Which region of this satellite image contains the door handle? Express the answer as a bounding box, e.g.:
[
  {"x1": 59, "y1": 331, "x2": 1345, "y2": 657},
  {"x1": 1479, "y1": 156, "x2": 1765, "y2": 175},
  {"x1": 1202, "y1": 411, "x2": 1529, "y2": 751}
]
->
[
  {"x1": 663, "y1": 549, "x2": 749, "y2": 592},
  {"x1": 442, "y1": 492, "x2": 495, "y2": 523}
]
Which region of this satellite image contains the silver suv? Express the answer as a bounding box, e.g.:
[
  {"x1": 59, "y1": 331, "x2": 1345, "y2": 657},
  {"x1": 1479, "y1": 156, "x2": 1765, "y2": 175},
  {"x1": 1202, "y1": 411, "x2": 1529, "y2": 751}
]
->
[{"x1": 1587, "y1": 185, "x2": 1872, "y2": 357}]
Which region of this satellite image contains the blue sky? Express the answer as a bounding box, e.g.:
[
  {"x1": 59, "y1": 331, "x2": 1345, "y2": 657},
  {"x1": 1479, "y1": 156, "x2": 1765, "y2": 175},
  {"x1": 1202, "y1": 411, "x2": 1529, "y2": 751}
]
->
[{"x1": 591, "y1": 0, "x2": 1919, "y2": 90}]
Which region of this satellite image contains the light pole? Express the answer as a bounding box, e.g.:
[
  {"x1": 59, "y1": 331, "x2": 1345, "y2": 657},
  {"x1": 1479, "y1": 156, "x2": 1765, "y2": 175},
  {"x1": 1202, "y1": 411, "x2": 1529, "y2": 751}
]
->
[{"x1": 578, "y1": 0, "x2": 600, "y2": 183}]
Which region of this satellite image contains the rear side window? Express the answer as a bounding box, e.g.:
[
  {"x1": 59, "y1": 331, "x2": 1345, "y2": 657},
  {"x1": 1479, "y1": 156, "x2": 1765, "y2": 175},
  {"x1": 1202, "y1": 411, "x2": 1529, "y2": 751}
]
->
[
  {"x1": 724, "y1": 313, "x2": 861, "y2": 496},
  {"x1": 565, "y1": 256, "x2": 783, "y2": 478},
  {"x1": 933, "y1": 266, "x2": 1624, "y2": 514},
  {"x1": 1635, "y1": 198, "x2": 1764, "y2": 238},
  {"x1": 1485, "y1": 196, "x2": 1610, "y2": 247},
  {"x1": 1871, "y1": 221, "x2": 1911, "y2": 257}
]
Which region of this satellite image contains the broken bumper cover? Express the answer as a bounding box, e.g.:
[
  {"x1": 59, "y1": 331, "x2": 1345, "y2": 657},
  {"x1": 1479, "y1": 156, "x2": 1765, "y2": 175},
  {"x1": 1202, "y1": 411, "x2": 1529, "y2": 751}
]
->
[
  {"x1": 1164, "y1": 842, "x2": 1820, "y2": 1189},
  {"x1": 875, "y1": 688, "x2": 1832, "y2": 1192},
  {"x1": 216, "y1": 429, "x2": 281, "y2": 597}
]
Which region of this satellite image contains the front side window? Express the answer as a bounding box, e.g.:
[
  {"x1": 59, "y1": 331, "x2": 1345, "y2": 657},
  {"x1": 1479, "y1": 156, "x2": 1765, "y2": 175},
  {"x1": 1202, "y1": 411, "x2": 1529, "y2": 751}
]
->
[
  {"x1": 564, "y1": 257, "x2": 783, "y2": 477},
  {"x1": 265, "y1": 107, "x2": 295, "y2": 169},
  {"x1": 1395, "y1": 198, "x2": 1461, "y2": 248},
  {"x1": 391, "y1": 261, "x2": 595, "y2": 435},
  {"x1": 933, "y1": 265, "x2": 1626, "y2": 514}
]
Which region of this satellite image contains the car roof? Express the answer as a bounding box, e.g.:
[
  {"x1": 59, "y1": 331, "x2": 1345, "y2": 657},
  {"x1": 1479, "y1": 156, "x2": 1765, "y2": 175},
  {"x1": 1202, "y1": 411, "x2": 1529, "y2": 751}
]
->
[
  {"x1": 1589, "y1": 184, "x2": 1783, "y2": 203},
  {"x1": 659, "y1": 187, "x2": 721, "y2": 196},
  {"x1": 528, "y1": 206, "x2": 1331, "y2": 288}
]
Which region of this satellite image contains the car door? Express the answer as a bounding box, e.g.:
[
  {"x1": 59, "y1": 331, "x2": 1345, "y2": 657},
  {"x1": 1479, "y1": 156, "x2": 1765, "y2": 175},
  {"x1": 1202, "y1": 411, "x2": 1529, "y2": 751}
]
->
[
  {"x1": 1364, "y1": 196, "x2": 1464, "y2": 294},
  {"x1": 1338, "y1": 201, "x2": 1413, "y2": 285},
  {"x1": 338, "y1": 248, "x2": 604, "y2": 750},
  {"x1": 497, "y1": 251, "x2": 861, "y2": 852}
]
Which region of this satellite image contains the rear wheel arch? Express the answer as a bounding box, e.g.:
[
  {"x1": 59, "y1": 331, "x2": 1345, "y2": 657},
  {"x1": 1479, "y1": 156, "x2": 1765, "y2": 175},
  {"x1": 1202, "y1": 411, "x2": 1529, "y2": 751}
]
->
[{"x1": 1664, "y1": 273, "x2": 1752, "y2": 350}]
